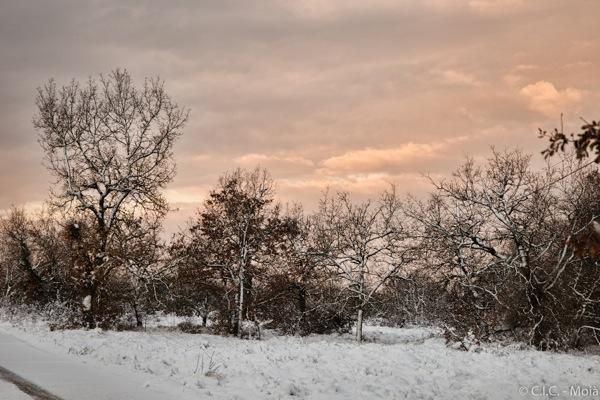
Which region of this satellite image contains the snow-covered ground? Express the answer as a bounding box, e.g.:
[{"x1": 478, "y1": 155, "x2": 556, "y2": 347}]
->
[
  {"x1": 0, "y1": 315, "x2": 599, "y2": 400},
  {"x1": 0, "y1": 380, "x2": 30, "y2": 400}
]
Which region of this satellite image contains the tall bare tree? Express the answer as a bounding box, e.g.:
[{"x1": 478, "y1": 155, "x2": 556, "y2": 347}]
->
[{"x1": 33, "y1": 69, "x2": 188, "y2": 327}]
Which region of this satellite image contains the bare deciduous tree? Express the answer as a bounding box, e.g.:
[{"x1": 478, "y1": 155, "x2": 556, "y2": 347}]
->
[
  {"x1": 314, "y1": 188, "x2": 412, "y2": 341},
  {"x1": 33, "y1": 69, "x2": 188, "y2": 327},
  {"x1": 186, "y1": 168, "x2": 293, "y2": 336},
  {"x1": 410, "y1": 149, "x2": 600, "y2": 348}
]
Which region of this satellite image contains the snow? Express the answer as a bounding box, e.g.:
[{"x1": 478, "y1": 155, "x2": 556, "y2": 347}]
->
[
  {"x1": 0, "y1": 316, "x2": 599, "y2": 400},
  {"x1": 0, "y1": 329, "x2": 200, "y2": 400},
  {"x1": 144, "y1": 312, "x2": 208, "y2": 328},
  {"x1": 0, "y1": 380, "x2": 31, "y2": 400},
  {"x1": 82, "y1": 295, "x2": 91, "y2": 311}
]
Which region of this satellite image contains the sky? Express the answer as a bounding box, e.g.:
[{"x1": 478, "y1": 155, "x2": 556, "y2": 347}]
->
[{"x1": 1, "y1": 0, "x2": 599, "y2": 234}]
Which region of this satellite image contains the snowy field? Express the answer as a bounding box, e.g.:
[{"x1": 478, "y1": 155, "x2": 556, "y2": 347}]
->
[{"x1": 0, "y1": 315, "x2": 599, "y2": 400}]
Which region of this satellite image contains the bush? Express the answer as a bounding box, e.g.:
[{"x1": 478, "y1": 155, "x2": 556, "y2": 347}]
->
[{"x1": 178, "y1": 321, "x2": 207, "y2": 334}]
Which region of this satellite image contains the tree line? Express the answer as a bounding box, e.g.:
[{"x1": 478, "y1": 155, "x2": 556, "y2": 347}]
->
[{"x1": 0, "y1": 70, "x2": 598, "y2": 349}]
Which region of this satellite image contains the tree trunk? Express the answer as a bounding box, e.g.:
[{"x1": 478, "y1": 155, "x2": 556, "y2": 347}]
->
[
  {"x1": 132, "y1": 301, "x2": 143, "y2": 328},
  {"x1": 237, "y1": 264, "x2": 245, "y2": 338},
  {"x1": 295, "y1": 283, "x2": 307, "y2": 333},
  {"x1": 356, "y1": 267, "x2": 365, "y2": 342},
  {"x1": 84, "y1": 244, "x2": 105, "y2": 329},
  {"x1": 356, "y1": 308, "x2": 364, "y2": 342},
  {"x1": 244, "y1": 274, "x2": 253, "y2": 319},
  {"x1": 296, "y1": 284, "x2": 306, "y2": 314},
  {"x1": 82, "y1": 284, "x2": 97, "y2": 329},
  {"x1": 517, "y1": 243, "x2": 548, "y2": 348},
  {"x1": 17, "y1": 239, "x2": 45, "y2": 301}
]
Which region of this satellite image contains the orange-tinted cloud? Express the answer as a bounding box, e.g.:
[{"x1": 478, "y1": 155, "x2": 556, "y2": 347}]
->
[
  {"x1": 321, "y1": 136, "x2": 469, "y2": 173},
  {"x1": 433, "y1": 69, "x2": 481, "y2": 87},
  {"x1": 235, "y1": 153, "x2": 314, "y2": 168},
  {"x1": 322, "y1": 143, "x2": 441, "y2": 173},
  {"x1": 0, "y1": 0, "x2": 599, "y2": 236},
  {"x1": 520, "y1": 81, "x2": 583, "y2": 117}
]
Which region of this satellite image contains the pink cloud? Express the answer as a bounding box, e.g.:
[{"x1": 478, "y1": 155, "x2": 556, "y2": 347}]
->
[
  {"x1": 321, "y1": 136, "x2": 469, "y2": 173},
  {"x1": 520, "y1": 81, "x2": 583, "y2": 116},
  {"x1": 322, "y1": 143, "x2": 441, "y2": 172},
  {"x1": 234, "y1": 153, "x2": 314, "y2": 168}
]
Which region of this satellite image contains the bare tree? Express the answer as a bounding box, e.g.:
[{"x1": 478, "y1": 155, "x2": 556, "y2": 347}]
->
[
  {"x1": 186, "y1": 168, "x2": 292, "y2": 337},
  {"x1": 33, "y1": 69, "x2": 188, "y2": 327},
  {"x1": 112, "y1": 215, "x2": 168, "y2": 328},
  {"x1": 314, "y1": 188, "x2": 412, "y2": 341},
  {"x1": 254, "y1": 206, "x2": 353, "y2": 335},
  {"x1": 411, "y1": 149, "x2": 600, "y2": 348}
]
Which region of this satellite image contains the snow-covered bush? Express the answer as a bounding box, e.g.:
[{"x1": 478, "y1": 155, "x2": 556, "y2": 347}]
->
[{"x1": 0, "y1": 300, "x2": 81, "y2": 330}]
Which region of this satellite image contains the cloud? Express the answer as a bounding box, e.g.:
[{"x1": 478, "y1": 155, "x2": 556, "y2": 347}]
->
[
  {"x1": 515, "y1": 64, "x2": 539, "y2": 71},
  {"x1": 322, "y1": 143, "x2": 440, "y2": 172},
  {"x1": 278, "y1": 0, "x2": 543, "y2": 20},
  {"x1": 520, "y1": 81, "x2": 583, "y2": 116},
  {"x1": 423, "y1": 0, "x2": 536, "y2": 15},
  {"x1": 192, "y1": 154, "x2": 212, "y2": 162},
  {"x1": 468, "y1": 0, "x2": 528, "y2": 14},
  {"x1": 0, "y1": 201, "x2": 46, "y2": 218},
  {"x1": 278, "y1": 172, "x2": 434, "y2": 200},
  {"x1": 277, "y1": 0, "x2": 402, "y2": 19},
  {"x1": 321, "y1": 136, "x2": 469, "y2": 173},
  {"x1": 233, "y1": 153, "x2": 316, "y2": 178},
  {"x1": 234, "y1": 153, "x2": 314, "y2": 168},
  {"x1": 434, "y1": 69, "x2": 481, "y2": 87},
  {"x1": 162, "y1": 186, "x2": 210, "y2": 207},
  {"x1": 1, "y1": 0, "x2": 599, "y2": 236}
]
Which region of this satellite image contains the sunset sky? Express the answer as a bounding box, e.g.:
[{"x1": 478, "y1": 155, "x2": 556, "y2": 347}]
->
[{"x1": 1, "y1": 0, "x2": 599, "y2": 233}]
